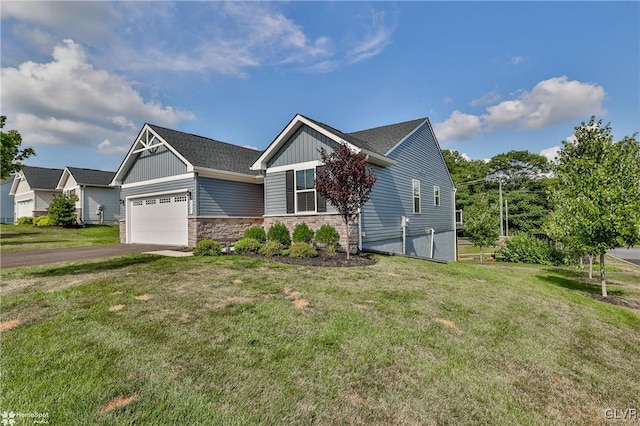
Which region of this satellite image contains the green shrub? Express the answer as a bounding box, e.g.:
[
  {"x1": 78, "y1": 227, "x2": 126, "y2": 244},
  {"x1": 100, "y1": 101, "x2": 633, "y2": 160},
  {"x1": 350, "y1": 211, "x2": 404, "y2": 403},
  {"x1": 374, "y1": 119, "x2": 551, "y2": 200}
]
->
[
  {"x1": 493, "y1": 233, "x2": 566, "y2": 266},
  {"x1": 34, "y1": 215, "x2": 55, "y2": 227},
  {"x1": 267, "y1": 222, "x2": 291, "y2": 247},
  {"x1": 292, "y1": 223, "x2": 314, "y2": 243},
  {"x1": 234, "y1": 238, "x2": 263, "y2": 254},
  {"x1": 289, "y1": 242, "x2": 318, "y2": 258},
  {"x1": 315, "y1": 224, "x2": 340, "y2": 253},
  {"x1": 193, "y1": 239, "x2": 224, "y2": 256},
  {"x1": 244, "y1": 226, "x2": 266, "y2": 243},
  {"x1": 16, "y1": 216, "x2": 33, "y2": 225},
  {"x1": 47, "y1": 193, "x2": 78, "y2": 227},
  {"x1": 258, "y1": 241, "x2": 285, "y2": 257}
]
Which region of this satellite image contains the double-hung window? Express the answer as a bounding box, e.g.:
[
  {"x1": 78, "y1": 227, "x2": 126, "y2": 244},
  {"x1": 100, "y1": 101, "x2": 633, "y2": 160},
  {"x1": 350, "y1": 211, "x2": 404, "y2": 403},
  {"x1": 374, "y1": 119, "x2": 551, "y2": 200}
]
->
[
  {"x1": 412, "y1": 179, "x2": 421, "y2": 214},
  {"x1": 296, "y1": 169, "x2": 316, "y2": 212},
  {"x1": 434, "y1": 186, "x2": 441, "y2": 207}
]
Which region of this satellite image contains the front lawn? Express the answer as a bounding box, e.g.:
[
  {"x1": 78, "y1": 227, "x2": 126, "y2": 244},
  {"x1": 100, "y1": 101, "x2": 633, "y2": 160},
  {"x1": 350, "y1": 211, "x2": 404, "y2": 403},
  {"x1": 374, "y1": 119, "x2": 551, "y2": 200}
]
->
[
  {"x1": 1, "y1": 255, "x2": 639, "y2": 424},
  {"x1": 0, "y1": 224, "x2": 120, "y2": 252}
]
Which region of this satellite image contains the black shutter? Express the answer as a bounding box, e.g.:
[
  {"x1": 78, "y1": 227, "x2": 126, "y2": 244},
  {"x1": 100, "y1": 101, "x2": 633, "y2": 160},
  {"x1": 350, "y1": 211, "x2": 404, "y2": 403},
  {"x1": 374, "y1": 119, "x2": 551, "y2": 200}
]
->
[
  {"x1": 316, "y1": 165, "x2": 327, "y2": 213},
  {"x1": 286, "y1": 170, "x2": 294, "y2": 214}
]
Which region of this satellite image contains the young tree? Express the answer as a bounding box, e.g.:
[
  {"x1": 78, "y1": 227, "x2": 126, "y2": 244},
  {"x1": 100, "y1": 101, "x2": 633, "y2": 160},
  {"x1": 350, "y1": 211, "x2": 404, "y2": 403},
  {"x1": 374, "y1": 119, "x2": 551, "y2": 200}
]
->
[
  {"x1": 549, "y1": 117, "x2": 640, "y2": 296},
  {"x1": 464, "y1": 194, "x2": 500, "y2": 262},
  {"x1": 315, "y1": 144, "x2": 376, "y2": 259},
  {"x1": 47, "y1": 193, "x2": 79, "y2": 227},
  {"x1": 1, "y1": 116, "x2": 35, "y2": 179}
]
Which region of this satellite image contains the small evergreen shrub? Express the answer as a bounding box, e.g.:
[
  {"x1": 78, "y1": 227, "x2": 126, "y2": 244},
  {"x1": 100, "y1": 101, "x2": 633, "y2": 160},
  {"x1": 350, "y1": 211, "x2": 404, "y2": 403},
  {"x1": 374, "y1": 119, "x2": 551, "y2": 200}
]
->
[
  {"x1": 289, "y1": 242, "x2": 318, "y2": 258},
  {"x1": 34, "y1": 215, "x2": 55, "y2": 227},
  {"x1": 258, "y1": 241, "x2": 285, "y2": 257},
  {"x1": 493, "y1": 233, "x2": 566, "y2": 266},
  {"x1": 315, "y1": 224, "x2": 340, "y2": 253},
  {"x1": 193, "y1": 239, "x2": 224, "y2": 256},
  {"x1": 47, "y1": 193, "x2": 78, "y2": 227},
  {"x1": 16, "y1": 216, "x2": 33, "y2": 225},
  {"x1": 267, "y1": 222, "x2": 291, "y2": 247},
  {"x1": 234, "y1": 238, "x2": 263, "y2": 254},
  {"x1": 292, "y1": 223, "x2": 314, "y2": 243},
  {"x1": 244, "y1": 226, "x2": 266, "y2": 243}
]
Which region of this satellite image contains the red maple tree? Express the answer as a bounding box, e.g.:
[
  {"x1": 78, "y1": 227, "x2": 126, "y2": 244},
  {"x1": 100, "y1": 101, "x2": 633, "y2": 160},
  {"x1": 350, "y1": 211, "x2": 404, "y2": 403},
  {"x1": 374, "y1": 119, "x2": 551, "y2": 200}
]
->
[{"x1": 316, "y1": 144, "x2": 376, "y2": 259}]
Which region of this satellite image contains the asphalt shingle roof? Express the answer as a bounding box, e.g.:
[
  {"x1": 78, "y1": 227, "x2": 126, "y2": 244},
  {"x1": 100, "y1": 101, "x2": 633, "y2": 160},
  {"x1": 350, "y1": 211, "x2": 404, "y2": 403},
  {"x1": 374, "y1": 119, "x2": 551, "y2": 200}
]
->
[
  {"x1": 148, "y1": 125, "x2": 262, "y2": 176},
  {"x1": 66, "y1": 167, "x2": 115, "y2": 186},
  {"x1": 21, "y1": 166, "x2": 64, "y2": 190}
]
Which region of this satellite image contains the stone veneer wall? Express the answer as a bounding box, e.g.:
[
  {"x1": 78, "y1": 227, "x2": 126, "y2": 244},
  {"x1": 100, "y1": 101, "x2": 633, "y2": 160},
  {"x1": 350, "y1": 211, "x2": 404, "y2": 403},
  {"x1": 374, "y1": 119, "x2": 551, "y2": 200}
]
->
[
  {"x1": 119, "y1": 220, "x2": 126, "y2": 243},
  {"x1": 188, "y1": 217, "x2": 264, "y2": 247},
  {"x1": 264, "y1": 213, "x2": 359, "y2": 253},
  {"x1": 33, "y1": 210, "x2": 47, "y2": 218}
]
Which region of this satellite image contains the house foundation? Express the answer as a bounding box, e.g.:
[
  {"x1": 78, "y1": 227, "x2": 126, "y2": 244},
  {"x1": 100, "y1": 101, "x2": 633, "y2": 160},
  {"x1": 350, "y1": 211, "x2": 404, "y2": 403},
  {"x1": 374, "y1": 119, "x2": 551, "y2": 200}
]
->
[
  {"x1": 263, "y1": 213, "x2": 358, "y2": 252},
  {"x1": 188, "y1": 217, "x2": 264, "y2": 247}
]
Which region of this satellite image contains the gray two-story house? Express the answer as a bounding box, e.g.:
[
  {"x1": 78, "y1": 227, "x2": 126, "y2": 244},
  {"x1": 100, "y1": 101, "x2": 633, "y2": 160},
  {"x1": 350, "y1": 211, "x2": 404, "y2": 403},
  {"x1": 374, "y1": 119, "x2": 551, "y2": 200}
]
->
[{"x1": 251, "y1": 114, "x2": 457, "y2": 261}]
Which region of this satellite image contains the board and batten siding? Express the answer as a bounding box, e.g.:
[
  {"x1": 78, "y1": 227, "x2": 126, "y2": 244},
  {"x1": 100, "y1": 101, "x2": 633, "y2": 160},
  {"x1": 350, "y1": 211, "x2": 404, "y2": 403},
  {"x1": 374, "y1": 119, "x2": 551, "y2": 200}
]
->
[
  {"x1": 196, "y1": 176, "x2": 263, "y2": 217},
  {"x1": 267, "y1": 125, "x2": 339, "y2": 168},
  {"x1": 119, "y1": 177, "x2": 196, "y2": 218},
  {"x1": 361, "y1": 122, "x2": 455, "y2": 261},
  {"x1": 123, "y1": 145, "x2": 188, "y2": 184}
]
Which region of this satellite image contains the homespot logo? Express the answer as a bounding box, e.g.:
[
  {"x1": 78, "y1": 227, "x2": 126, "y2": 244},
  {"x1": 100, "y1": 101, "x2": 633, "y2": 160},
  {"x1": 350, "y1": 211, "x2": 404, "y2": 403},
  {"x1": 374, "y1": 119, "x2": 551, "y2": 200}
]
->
[{"x1": 1, "y1": 411, "x2": 49, "y2": 424}]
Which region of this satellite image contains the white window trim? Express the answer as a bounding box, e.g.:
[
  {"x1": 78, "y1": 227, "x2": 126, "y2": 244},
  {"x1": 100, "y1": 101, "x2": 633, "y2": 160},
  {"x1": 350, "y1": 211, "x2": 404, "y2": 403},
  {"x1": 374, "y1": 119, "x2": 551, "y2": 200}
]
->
[
  {"x1": 267, "y1": 160, "x2": 322, "y2": 174},
  {"x1": 295, "y1": 168, "x2": 317, "y2": 213},
  {"x1": 434, "y1": 185, "x2": 441, "y2": 207},
  {"x1": 412, "y1": 179, "x2": 421, "y2": 214}
]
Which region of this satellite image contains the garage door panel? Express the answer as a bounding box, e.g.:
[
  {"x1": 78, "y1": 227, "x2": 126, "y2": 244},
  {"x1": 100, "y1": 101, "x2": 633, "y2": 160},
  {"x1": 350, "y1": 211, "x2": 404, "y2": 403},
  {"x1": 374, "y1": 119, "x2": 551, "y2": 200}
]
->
[
  {"x1": 16, "y1": 200, "x2": 33, "y2": 218},
  {"x1": 129, "y1": 194, "x2": 187, "y2": 245}
]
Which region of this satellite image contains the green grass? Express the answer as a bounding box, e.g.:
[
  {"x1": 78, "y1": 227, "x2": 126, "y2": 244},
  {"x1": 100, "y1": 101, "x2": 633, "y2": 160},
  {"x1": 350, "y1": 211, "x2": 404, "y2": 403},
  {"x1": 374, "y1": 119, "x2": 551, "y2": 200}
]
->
[
  {"x1": 0, "y1": 224, "x2": 120, "y2": 252},
  {"x1": 1, "y1": 255, "x2": 639, "y2": 425}
]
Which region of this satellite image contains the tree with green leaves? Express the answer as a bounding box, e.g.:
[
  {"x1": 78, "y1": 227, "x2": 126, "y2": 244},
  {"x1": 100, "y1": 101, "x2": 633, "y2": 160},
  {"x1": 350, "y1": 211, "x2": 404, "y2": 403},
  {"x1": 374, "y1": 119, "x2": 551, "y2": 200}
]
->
[
  {"x1": 463, "y1": 193, "x2": 500, "y2": 262},
  {"x1": 47, "y1": 193, "x2": 79, "y2": 227},
  {"x1": 1, "y1": 116, "x2": 35, "y2": 180},
  {"x1": 548, "y1": 117, "x2": 640, "y2": 296}
]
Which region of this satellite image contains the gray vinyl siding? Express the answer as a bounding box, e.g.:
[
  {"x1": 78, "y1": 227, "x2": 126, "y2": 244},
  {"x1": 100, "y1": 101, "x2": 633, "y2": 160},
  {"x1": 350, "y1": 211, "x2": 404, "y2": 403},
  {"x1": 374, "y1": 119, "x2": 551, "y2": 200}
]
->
[
  {"x1": 361, "y1": 122, "x2": 455, "y2": 261},
  {"x1": 265, "y1": 171, "x2": 287, "y2": 215},
  {"x1": 197, "y1": 176, "x2": 263, "y2": 217},
  {"x1": 267, "y1": 125, "x2": 339, "y2": 168},
  {"x1": 120, "y1": 177, "x2": 195, "y2": 218},
  {"x1": 1, "y1": 180, "x2": 14, "y2": 223},
  {"x1": 123, "y1": 145, "x2": 188, "y2": 184},
  {"x1": 83, "y1": 187, "x2": 120, "y2": 223}
]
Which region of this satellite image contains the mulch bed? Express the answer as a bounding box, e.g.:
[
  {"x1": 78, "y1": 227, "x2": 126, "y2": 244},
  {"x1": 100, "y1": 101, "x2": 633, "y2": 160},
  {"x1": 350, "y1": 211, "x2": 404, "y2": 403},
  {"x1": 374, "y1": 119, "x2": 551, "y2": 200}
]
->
[
  {"x1": 243, "y1": 250, "x2": 377, "y2": 267},
  {"x1": 586, "y1": 294, "x2": 640, "y2": 310}
]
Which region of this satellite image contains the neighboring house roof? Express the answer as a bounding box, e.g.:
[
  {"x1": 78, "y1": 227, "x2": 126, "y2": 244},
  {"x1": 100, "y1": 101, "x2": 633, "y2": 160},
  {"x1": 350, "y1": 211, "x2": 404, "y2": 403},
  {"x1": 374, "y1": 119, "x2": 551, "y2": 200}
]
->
[
  {"x1": 59, "y1": 167, "x2": 116, "y2": 188},
  {"x1": 252, "y1": 114, "x2": 431, "y2": 170},
  {"x1": 14, "y1": 166, "x2": 64, "y2": 190}
]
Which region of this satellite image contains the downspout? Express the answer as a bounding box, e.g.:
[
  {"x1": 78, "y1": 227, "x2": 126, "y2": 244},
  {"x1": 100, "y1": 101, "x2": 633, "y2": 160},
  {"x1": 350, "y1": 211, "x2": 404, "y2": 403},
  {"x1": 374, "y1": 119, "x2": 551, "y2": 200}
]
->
[
  {"x1": 429, "y1": 228, "x2": 435, "y2": 258},
  {"x1": 453, "y1": 187, "x2": 458, "y2": 262},
  {"x1": 80, "y1": 185, "x2": 85, "y2": 224},
  {"x1": 401, "y1": 216, "x2": 408, "y2": 255},
  {"x1": 358, "y1": 208, "x2": 363, "y2": 251}
]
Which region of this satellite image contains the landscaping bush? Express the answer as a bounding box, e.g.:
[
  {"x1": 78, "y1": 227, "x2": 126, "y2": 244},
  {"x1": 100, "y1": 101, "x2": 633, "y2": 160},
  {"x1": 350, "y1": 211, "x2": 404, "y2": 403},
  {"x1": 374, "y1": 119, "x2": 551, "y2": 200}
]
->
[
  {"x1": 193, "y1": 239, "x2": 224, "y2": 256},
  {"x1": 34, "y1": 215, "x2": 55, "y2": 227},
  {"x1": 292, "y1": 223, "x2": 314, "y2": 243},
  {"x1": 289, "y1": 242, "x2": 318, "y2": 258},
  {"x1": 47, "y1": 193, "x2": 78, "y2": 227},
  {"x1": 267, "y1": 222, "x2": 291, "y2": 247},
  {"x1": 234, "y1": 238, "x2": 263, "y2": 254},
  {"x1": 244, "y1": 226, "x2": 266, "y2": 243},
  {"x1": 315, "y1": 224, "x2": 340, "y2": 254},
  {"x1": 258, "y1": 241, "x2": 285, "y2": 257},
  {"x1": 16, "y1": 216, "x2": 33, "y2": 225},
  {"x1": 493, "y1": 233, "x2": 566, "y2": 266}
]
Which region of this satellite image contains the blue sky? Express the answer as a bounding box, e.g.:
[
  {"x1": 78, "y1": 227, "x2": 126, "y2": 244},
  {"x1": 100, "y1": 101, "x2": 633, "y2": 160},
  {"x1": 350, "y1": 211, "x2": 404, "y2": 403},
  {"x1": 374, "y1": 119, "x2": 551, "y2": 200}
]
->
[{"x1": 1, "y1": 1, "x2": 638, "y2": 172}]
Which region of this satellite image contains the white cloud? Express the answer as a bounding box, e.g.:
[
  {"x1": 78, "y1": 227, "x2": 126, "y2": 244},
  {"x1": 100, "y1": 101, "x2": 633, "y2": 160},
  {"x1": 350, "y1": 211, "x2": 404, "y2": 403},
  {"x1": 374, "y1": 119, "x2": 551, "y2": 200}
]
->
[
  {"x1": 443, "y1": 96, "x2": 453, "y2": 104},
  {"x1": 434, "y1": 76, "x2": 606, "y2": 142},
  {"x1": 1, "y1": 40, "x2": 194, "y2": 153},
  {"x1": 508, "y1": 56, "x2": 527, "y2": 65},
  {"x1": 460, "y1": 153, "x2": 471, "y2": 161},
  {"x1": 98, "y1": 139, "x2": 129, "y2": 155},
  {"x1": 470, "y1": 90, "x2": 501, "y2": 107},
  {"x1": 540, "y1": 146, "x2": 561, "y2": 163}
]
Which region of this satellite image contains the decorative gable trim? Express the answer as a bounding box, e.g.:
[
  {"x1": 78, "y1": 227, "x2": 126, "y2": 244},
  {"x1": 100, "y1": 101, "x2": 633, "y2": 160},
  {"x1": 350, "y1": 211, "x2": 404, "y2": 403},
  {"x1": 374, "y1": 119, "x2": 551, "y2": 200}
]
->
[
  {"x1": 111, "y1": 124, "x2": 193, "y2": 186},
  {"x1": 8, "y1": 171, "x2": 26, "y2": 195},
  {"x1": 56, "y1": 167, "x2": 73, "y2": 190}
]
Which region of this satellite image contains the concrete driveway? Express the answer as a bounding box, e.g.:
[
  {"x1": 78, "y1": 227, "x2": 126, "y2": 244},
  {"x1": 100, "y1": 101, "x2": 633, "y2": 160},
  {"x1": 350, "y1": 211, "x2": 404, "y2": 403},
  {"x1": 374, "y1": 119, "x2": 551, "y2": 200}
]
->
[
  {"x1": 607, "y1": 247, "x2": 640, "y2": 266},
  {"x1": 1, "y1": 244, "x2": 187, "y2": 269}
]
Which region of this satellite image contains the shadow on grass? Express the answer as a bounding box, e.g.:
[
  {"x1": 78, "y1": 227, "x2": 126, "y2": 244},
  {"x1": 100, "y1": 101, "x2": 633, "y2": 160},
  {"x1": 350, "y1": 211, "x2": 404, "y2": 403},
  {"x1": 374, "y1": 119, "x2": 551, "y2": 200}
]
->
[
  {"x1": 30, "y1": 255, "x2": 164, "y2": 277},
  {"x1": 1, "y1": 239, "x2": 71, "y2": 246},
  {"x1": 0, "y1": 232, "x2": 40, "y2": 238},
  {"x1": 540, "y1": 274, "x2": 624, "y2": 296}
]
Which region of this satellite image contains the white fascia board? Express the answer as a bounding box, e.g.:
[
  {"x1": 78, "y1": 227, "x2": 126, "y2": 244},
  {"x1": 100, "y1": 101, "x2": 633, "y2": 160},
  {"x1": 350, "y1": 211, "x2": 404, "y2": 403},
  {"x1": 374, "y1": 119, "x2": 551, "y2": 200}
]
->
[
  {"x1": 56, "y1": 167, "x2": 72, "y2": 190},
  {"x1": 111, "y1": 124, "x2": 193, "y2": 185},
  {"x1": 194, "y1": 167, "x2": 264, "y2": 184},
  {"x1": 120, "y1": 173, "x2": 194, "y2": 189},
  {"x1": 8, "y1": 171, "x2": 26, "y2": 195},
  {"x1": 266, "y1": 160, "x2": 323, "y2": 174},
  {"x1": 360, "y1": 149, "x2": 397, "y2": 167}
]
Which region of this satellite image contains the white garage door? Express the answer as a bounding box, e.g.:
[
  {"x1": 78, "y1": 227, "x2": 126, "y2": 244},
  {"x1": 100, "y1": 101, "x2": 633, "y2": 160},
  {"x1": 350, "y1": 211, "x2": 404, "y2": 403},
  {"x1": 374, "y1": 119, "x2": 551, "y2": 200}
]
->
[
  {"x1": 16, "y1": 200, "x2": 34, "y2": 219},
  {"x1": 128, "y1": 193, "x2": 188, "y2": 245}
]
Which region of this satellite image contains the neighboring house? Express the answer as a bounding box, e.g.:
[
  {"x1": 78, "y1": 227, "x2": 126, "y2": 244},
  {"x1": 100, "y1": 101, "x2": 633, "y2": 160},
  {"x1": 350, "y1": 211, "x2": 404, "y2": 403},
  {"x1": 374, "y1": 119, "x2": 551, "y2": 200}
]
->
[
  {"x1": 9, "y1": 166, "x2": 64, "y2": 220},
  {"x1": 1, "y1": 175, "x2": 15, "y2": 224},
  {"x1": 251, "y1": 114, "x2": 457, "y2": 261},
  {"x1": 111, "y1": 124, "x2": 264, "y2": 246},
  {"x1": 56, "y1": 167, "x2": 120, "y2": 224}
]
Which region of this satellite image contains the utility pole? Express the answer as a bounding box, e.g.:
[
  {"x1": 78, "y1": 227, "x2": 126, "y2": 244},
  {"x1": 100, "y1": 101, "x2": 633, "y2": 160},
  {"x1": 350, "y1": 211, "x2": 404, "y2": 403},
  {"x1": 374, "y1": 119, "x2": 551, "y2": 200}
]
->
[
  {"x1": 499, "y1": 179, "x2": 504, "y2": 237},
  {"x1": 505, "y1": 198, "x2": 509, "y2": 237}
]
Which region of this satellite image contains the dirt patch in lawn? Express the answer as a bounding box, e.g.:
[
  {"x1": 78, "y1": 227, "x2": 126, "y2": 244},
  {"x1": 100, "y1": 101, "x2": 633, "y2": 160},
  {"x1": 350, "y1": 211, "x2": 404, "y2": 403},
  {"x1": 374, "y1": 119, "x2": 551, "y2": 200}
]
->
[
  {"x1": 435, "y1": 318, "x2": 463, "y2": 334},
  {"x1": 1, "y1": 319, "x2": 20, "y2": 332},
  {"x1": 586, "y1": 294, "x2": 640, "y2": 310},
  {"x1": 135, "y1": 294, "x2": 151, "y2": 301},
  {"x1": 284, "y1": 287, "x2": 310, "y2": 309},
  {"x1": 97, "y1": 393, "x2": 140, "y2": 414},
  {"x1": 111, "y1": 291, "x2": 124, "y2": 295},
  {"x1": 108, "y1": 304, "x2": 126, "y2": 312}
]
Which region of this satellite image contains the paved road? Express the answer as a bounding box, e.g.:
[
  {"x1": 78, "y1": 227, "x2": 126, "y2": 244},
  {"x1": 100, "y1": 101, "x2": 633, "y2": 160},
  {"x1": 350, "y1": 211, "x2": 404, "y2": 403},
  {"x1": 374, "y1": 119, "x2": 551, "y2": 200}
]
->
[
  {"x1": 1, "y1": 244, "x2": 185, "y2": 269},
  {"x1": 607, "y1": 247, "x2": 640, "y2": 266}
]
